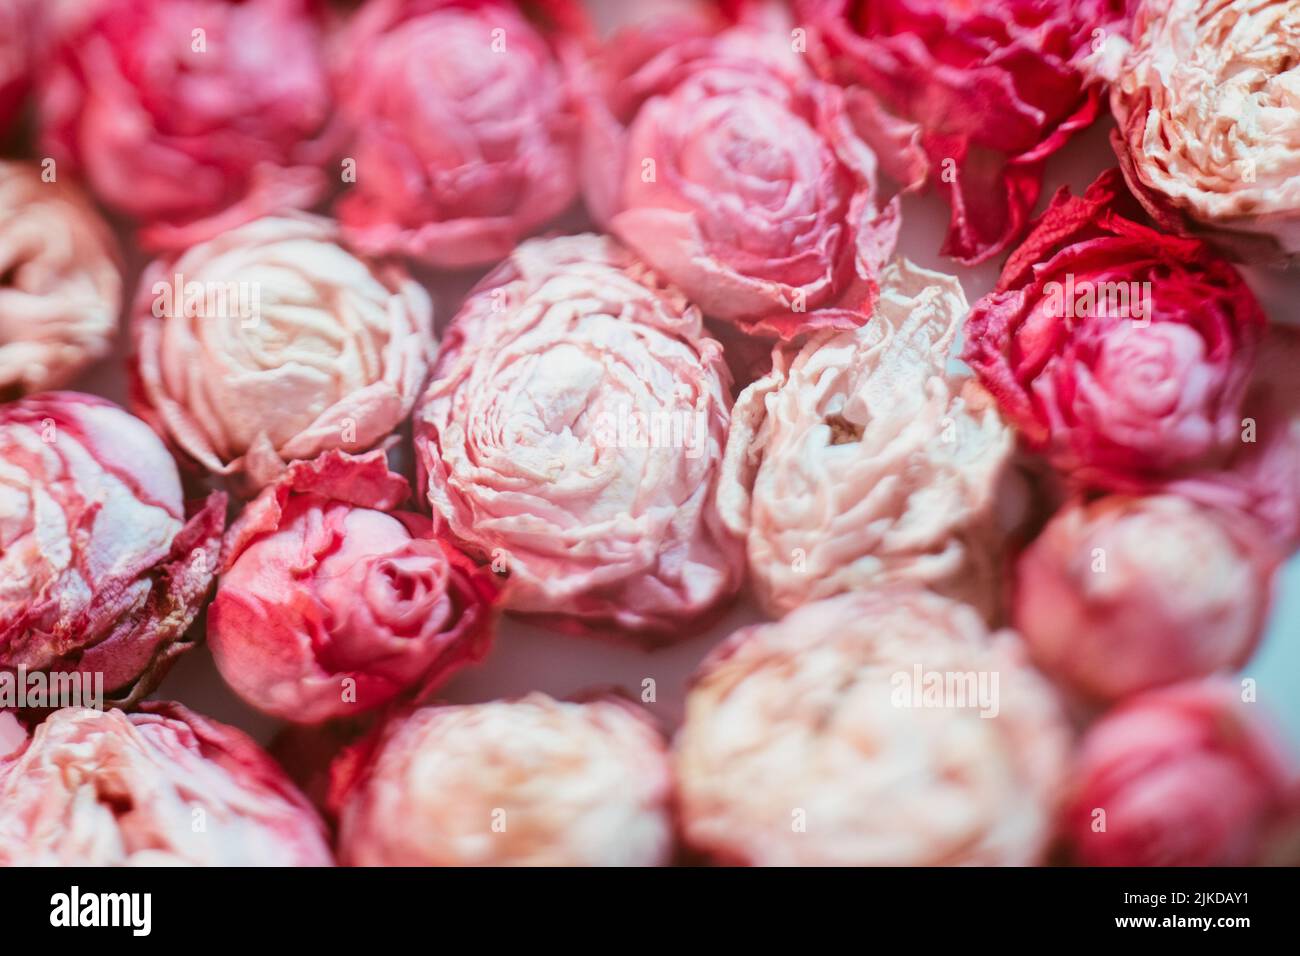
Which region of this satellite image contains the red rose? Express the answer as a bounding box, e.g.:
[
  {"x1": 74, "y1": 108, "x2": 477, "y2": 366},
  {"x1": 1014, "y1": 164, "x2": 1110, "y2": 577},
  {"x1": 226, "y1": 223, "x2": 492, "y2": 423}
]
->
[
  {"x1": 802, "y1": 0, "x2": 1130, "y2": 263},
  {"x1": 38, "y1": 0, "x2": 337, "y2": 250}
]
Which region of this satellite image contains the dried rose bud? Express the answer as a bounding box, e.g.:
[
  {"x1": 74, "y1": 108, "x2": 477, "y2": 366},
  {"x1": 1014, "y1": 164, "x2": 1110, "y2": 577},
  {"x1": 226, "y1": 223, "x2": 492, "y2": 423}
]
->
[
  {"x1": 718, "y1": 258, "x2": 1014, "y2": 619},
  {"x1": 0, "y1": 0, "x2": 35, "y2": 137},
  {"x1": 334, "y1": 0, "x2": 580, "y2": 268},
  {"x1": 0, "y1": 703, "x2": 333, "y2": 865},
  {"x1": 414, "y1": 234, "x2": 743, "y2": 640},
  {"x1": 1015, "y1": 495, "x2": 1277, "y2": 702},
  {"x1": 331, "y1": 694, "x2": 673, "y2": 866},
  {"x1": 802, "y1": 0, "x2": 1131, "y2": 264},
  {"x1": 675, "y1": 589, "x2": 1070, "y2": 865},
  {"x1": 0, "y1": 393, "x2": 224, "y2": 706},
  {"x1": 37, "y1": 0, "x2": 337, "y2": 251},
  {"x1": 0, "y1": 160, "x2": 122, "y2": 397},
  {"x1": 1063, "y1": 680, "x2": 1295, "y2": 866},
  {"x1": 209, "y1": 450, "x2": 498, "y2": 724},
  {"x1": 131, "y1": 214, "x2": 434, "y2": 493},
  {"x1": 1111, "y1": 0, "x2": 1300, "y2": 262},
  {"x1": 573, "y1": 4, "x2": 924, "y2": 339}
]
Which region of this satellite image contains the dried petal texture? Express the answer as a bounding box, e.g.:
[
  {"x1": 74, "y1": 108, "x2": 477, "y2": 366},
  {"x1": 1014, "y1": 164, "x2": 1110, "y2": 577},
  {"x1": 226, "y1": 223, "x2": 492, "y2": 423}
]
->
[
  {"x1": 802, "y1": 0, "x2": 1131, "y2": 264},
  {"x1": 1064, "y1": 680, "x2": 1295, "y2": 866},
  {"x1": 1015, "y1": 495, "x2": 1277, "y2": 701},
  {"x1": 1111, "y1": 0, "x2": 1300, "y2": 262},
  {"x1": 0, "y1": 704, "x2": 333, "y2": 865},
  {"x1": 0, "y1": 161, "x2": 122, "y2": 396},
  {"x1": 718, "y1": 259, "x2": 1013, "y2": 619},
  {"x1": 0, "y1": 394, "x2": 224, "y2": 705},
  {"x1": 332, "y1": 694, "x2": 673, "y2": 866},
  {"x1": 209, "y1": 450, "x2": 498, "y2": 724},
  {"x1": 131, "y1": 215, "x2": 434, "y2": 494},
  {"x1": 676, "y1": 589, "x2": 1070, "y2": 866},
  {"x1": 38, "y1": 0, "x2": 336, "y2": 251},
  {"x1": 414, "y1": 234, "x2": 743, "y2": 640},
  {"x1": 334, "y1": 0, "x2": 579, "y2": 268},
  {"x1": 572, "y1": 7, "x2": 925, "y2": 339},
  {"x1": 964, "y1": 170, "x2": 1272, "y2": 509},
  {"x1": 0, "y1": 0, "x2": 35, "y2": 136}
]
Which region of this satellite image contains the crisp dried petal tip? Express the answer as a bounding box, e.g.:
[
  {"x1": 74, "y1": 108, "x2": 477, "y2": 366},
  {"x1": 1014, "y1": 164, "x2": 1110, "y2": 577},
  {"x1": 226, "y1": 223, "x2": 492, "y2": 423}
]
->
[
  {"x1": 209, "y1": 450, "x2": 499, "y2": 724},
  {"x1": 332, "y1": 694, "x2": 673, "y2": 866},
  {"x1": 414, "y1": 234, "x2": 743, "y2": 640},
  {"x1": 573, "y1": 4, "x2": 923, "y2": 339},
  {"x1": 335, "y1": 0, "x2": 581, "y2": 268},
  {"x1": 1015, "y1": 495, "x2": 1277, "y2": 701},
  {"x1": 0, "y1": 393, "x2": 224, "y2": 705},
  {"x1": 718, "y1": 258, "x2": 1014, "y2": 619},
  {"x1": 130, "y1": 214, "x2": 435, "y2": 494},
  {"x1": 0, "y1": 704, "x2": 333, "y2": 865},
  {"x1": 1111, "y1": 0, "x2": 1300, "y2": 262},
  {"x1": 37, "y1": 0, "x2": 337, "y2": 250},
  {"x1": 802, "y1": 0, "x2": 1131, "y2": 264},
  {"x1": 1063, "y1": 679, "x2": 1296, "y2": 866},
  {"x1": 0, "y1": 161, "x2": 122, "y2": 396},
  {"x1": 675, "y1": 589, "x2": 1071, "y2": 866}
]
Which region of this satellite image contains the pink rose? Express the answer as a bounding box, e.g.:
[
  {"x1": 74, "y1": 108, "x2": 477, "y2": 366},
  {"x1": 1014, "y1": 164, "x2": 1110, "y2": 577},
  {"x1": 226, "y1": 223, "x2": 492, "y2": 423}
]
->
[
  {"x1": 0, "y1": 704, "x2": 333, "y2": 865},
  {"x1": 131, "y1": 214, "x2": 434, "y2": 494},
  {"x1": 1111, "y1": 0, "x2": 1300, "y2": 262},
  {"x1": 675, "y1": 589, "x2": 1071, "y2": 866},
  {"x1": 0, "y1": 160, "x2": 122, "y2": 397},
  {"x1": 0, "y1": 393, "x2": 225, "y2": 706},
  {"x1": 802, "y1": 0, "x2": 1131, "y2": 263},
  {"x1": 718, "y1": 258, "x2": 1015, "y2": 619},
  {"x1": 334, "y1": 0, "x2": 580, "y2": 268},
  {"x1": 209, "y1": 450, "x2": 499, "y2": 724},
  {"x1": 1063, "y1": 680, "x2": 1296, "y2": 866},
  {"x1": 572, "y1": 4, "x2": 924, "y2": 339},
  {"x1": 331, "y1": 694, "x2": 673, "y2": 866},
  {"x1": 38, "y1": 0, "x2": 337, "y2": 251},
  {"x1": 1014, "y1": 495, "x2": 1277, "y2": 701},
  {"x1": 414, "y1": 234, "x2": 743, "y2": 640}
]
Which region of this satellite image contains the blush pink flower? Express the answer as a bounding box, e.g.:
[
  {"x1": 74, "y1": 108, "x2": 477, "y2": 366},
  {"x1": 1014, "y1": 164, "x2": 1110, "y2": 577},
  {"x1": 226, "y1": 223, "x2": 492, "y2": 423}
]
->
[
  {"x1": 131, "y1": 214, "x2": 434, "y2": 494},
  {"x1": 802, "y1": 0, "x2": 1131, "y2": 264},
  {"x1": 0, "y1": 393, "x2": 225, "y2": 706},
  {"x1": 1014, "y1": 495, "x2": 1277, "y2": 702},
  {"x1": 334, "y1": 0, "x2": 580, "y2": 268},
  {"x1": 414, "y1": 234, "x2": 743, "y2": 641},
  {"x1": 1111, "y1": 0, "x2": 1300, "y2": 263},
  {"x1": 572, "y1": 4, "x2": 925, "y2": 339},
  {"x1": 38, "y1": 0, "x2": 337, "y2": 251},
  {"x1": 718, "y1": 258, "x2": 1015, "y2": 619},
  {"x1": 964, "y1": 170, "x2": 1270, "y2": 500},
  {"x1": 1063, "y1": 680, "x2": 1296, "y2": 866},
  {"x1": 0, "y1": 703, "x2": 333, "y2": 865},
  {"x1": 0, "y1": 161, "x2": 122, "y2": 397},
  {"x1": 209, "y1": 450, "x2": 498, "y2": 724},
  {"x1": 331, "y1": 694, "x2": 673, "y2": 866},
  {"x1": 675, "y1": 589, "x2": 1071, "y2": 866}
]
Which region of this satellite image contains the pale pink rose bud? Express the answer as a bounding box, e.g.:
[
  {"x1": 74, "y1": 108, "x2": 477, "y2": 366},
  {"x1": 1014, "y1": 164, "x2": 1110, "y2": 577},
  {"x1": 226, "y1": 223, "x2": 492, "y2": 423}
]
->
[
  {"x1": 413, "y1": 234, "x2": 743, "y2": 640},
  {"x1": 331, "y1": 694, "x2": 673, "y2": 866},
  {"x1": 209, "y1": 450, "x2": 500, "y2": 724},
  {"x1": 717, "y1": 259, "x2": 1015, "y2": 619},
  {"x1": 1014, "y1": 495, "x2": 1278, "y2": 702},
  {"x1": 0, "y1": 393, "x2": 225, "y2": 706},
  {"x1": 37, "y1": 0, "x2": 338, "y2": 251},
  {"x1": 0, "y1": 703, "x2": 333, "y2": 865},
  {"x1": 1111, "y1": 0, "x2": 1300, "y2": 262},
  {"x1": 676, "y1": 589, "x2": 1071, "y2": 866},
  {"x1": 1064, "y1": 680, "x2": 1296, "y2": 866},
  {"x1": 131, "y1": 214, "x2": 435, "y2": 494},
  {"x1": 334, "y1": 0, "x2": 580, "y2": 268},
  {"x1": 0, "y1": 160, "x2": 122, "y2": 397}
]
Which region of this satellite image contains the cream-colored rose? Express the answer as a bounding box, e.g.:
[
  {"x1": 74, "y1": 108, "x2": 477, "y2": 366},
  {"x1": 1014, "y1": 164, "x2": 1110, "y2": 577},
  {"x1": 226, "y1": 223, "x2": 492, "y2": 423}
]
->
[{"x1": 718, "y1": 258, "x2": 1014, "y2": 618}]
